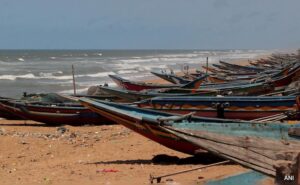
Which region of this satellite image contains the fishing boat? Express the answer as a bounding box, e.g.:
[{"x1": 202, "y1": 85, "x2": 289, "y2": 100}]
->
[
  {"x1": 0, "y1": 100, "x2": 114, "y2": 125},
  {"x1": 108, "y1": 74, "x2": 206, "y2": 91},
  {"x1": 108, "y1": 75, "x2": 180, "y2": 91},
  {"x1": 154, "y1": 81, "x2": 275, "y2": 96},
  {"x1": 137, "y1": 96, "x2": 300, "y2": 120},
  {"x1": 0, "y1": 97, "x2": 24, "y2": 120},
  {"x1": 79, "y1": 98, "x2": 298, "y2": 155},
  {"x1": 80, "y1": 98, "x2": 300, "y2": 183},
  {"x1": 219, "y1": 60, "x2": 265, "y2": 72},
  {"x1": 79, "y1": 98, "x2": 300, "y2": 184},
  {"x1": 0, "y1": 94, "x2": 72, "y2": 120},
  {"x1": 158, "y1": 63, "x2": 300, "y2": 94},
  {"x1": 271, "y1": 63, "x2": 300, "y2": 90},
  {"x1": 97, "y1": 80, "x2": 276, "y2": 102},
  {"x1": 96, "y1": 86, "x2": 216, "y2": 101},
  {"x1": 99, "y1": 61, "x2": 300, "y2": 101},
  {"x1": 150, "y1": 71, "x2": 191, "y2": 84},
  {"x1": 20, "y1": 93, "x2": 76, "y2": 103},
  {"x1": 202, "y1": 66, "x2": 261, "y2": 77},
  {"x1": 79, "y1": 98, "x2": 258, "y2": 155}
]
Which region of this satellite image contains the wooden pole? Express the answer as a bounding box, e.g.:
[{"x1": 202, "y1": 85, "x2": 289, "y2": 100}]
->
[
  {"x1": 72, "y1": 64, "x2": 77, "y2": 96},
  {"x1": 206, "y1": 57, "x2": 208, "y2": 75}
]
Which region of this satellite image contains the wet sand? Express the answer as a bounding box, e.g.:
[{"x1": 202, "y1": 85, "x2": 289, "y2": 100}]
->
[{"x1": 0, "y1": 120, "x2": 251, "y2": 185}]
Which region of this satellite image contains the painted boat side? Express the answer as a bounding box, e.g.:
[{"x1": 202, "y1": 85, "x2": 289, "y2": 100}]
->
[
  {"x1": 136, "y1": 96, "x2": 298, "y2": 120},
  {"x1": 0, "y1": 101, "x2": 111, "y2": 125}
]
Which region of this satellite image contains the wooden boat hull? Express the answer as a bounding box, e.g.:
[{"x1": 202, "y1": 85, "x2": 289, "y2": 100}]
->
[
  {"x1": 137, "y1": 96, "x2": 300, "y2": 120},
  {"x1": 219, "y1": 61, "x2": 264, "y2": 72},
  {"x1": 271, "y1": 63, "x2": 300, "y2": 90},
  {"x1": 109, "y1": 75, "x2": 178, "y2": 91},
  {"x1": 0, "y1": 101, "x2": 113, "y2": 125},
  {"x1": 0, "y1": 105, "x2": 23, "y2": 120},
  {"x1": 159, "y1": 82, "x2": 274, "y2": 96},
  {"x1": 193, "y1": 65, "x2": 299, "y2": 94},
  {"x1": 0, "y1": 98, "x2": 25, "y2": 120}
]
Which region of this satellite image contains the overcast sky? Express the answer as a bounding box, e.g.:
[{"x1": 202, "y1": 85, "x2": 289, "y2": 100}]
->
[{"x1": 0, "y1": 0, "x2": 299, "y2": 49}]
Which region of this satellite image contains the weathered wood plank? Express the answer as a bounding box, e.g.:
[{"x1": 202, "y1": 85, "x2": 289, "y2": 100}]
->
[
  {"x1": 191, "y1": 136, "x2": 276, "y2": 169},
  {"x1": 167, "y1": 127, "x2": 300, "y2": 151},
  {"x1": 162, "y1": 126, "x2": 300, "y2": 178},
  {"x1": 163, "y1": 128, "x2": 276, "y2": 175}
]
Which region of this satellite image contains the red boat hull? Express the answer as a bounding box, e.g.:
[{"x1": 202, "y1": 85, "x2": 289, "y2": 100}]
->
[
  {"x1": 113, "y1": 80, "x2": 165, "y2": 91},
  {"x1": 0, "y1": 102, "x2": 113, "y2": 125}
]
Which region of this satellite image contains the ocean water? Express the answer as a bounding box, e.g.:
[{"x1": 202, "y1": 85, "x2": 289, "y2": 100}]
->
[{"x1": 0, "y1": 49, "x2": 271, "y2": 98}]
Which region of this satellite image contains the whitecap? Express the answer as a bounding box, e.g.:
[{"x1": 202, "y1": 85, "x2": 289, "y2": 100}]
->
[
  {"x1": 0, "y1": 73, "x2": 36, "y2": 80},
  {"x1": 117, "y1": 70, "x2": 139, "y2": 74},
  {"x1": 43, "y1": 75, "x2": 73, "y2": 80},
  {"x1": 77, "y1": 71, "x2": 115, "y2": 78},
  {"x1": 39, "y1": 71, "x2": 63, "y2": 78},
  {"x1": 59, "y1": 87, "x2": 89, "y2": 94}
]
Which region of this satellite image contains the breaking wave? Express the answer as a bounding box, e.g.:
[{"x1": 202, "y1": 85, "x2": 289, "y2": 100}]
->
[
  {"x1": 0, "y1": 71, "x2": 116, "y2": 81},
  {"x1": 0, "y1": 74, "x2": 36, "y2": 80}
]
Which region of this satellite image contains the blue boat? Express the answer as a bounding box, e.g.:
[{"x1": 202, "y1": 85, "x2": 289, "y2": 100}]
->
[{"x1": 137, "y1": 96, "x2": 300, "y2": 120}]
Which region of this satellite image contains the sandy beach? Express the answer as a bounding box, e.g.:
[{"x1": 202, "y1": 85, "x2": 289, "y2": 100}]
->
[{"x1": 0, "y1": 120, "x2": 253, "y2": 185}]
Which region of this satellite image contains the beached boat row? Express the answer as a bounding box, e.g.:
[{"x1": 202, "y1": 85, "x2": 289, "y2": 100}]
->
[{"x1": 1, "y1": 52, "x2": 300, "y2": 184}]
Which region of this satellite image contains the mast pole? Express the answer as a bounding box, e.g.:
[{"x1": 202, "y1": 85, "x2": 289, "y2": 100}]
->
[
  {"x1": 206, "y1": 57, "x2": 209, "y2": 75},
  {"x1": 72, "y1": 64, "x2": 77, "y2": 96}
]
